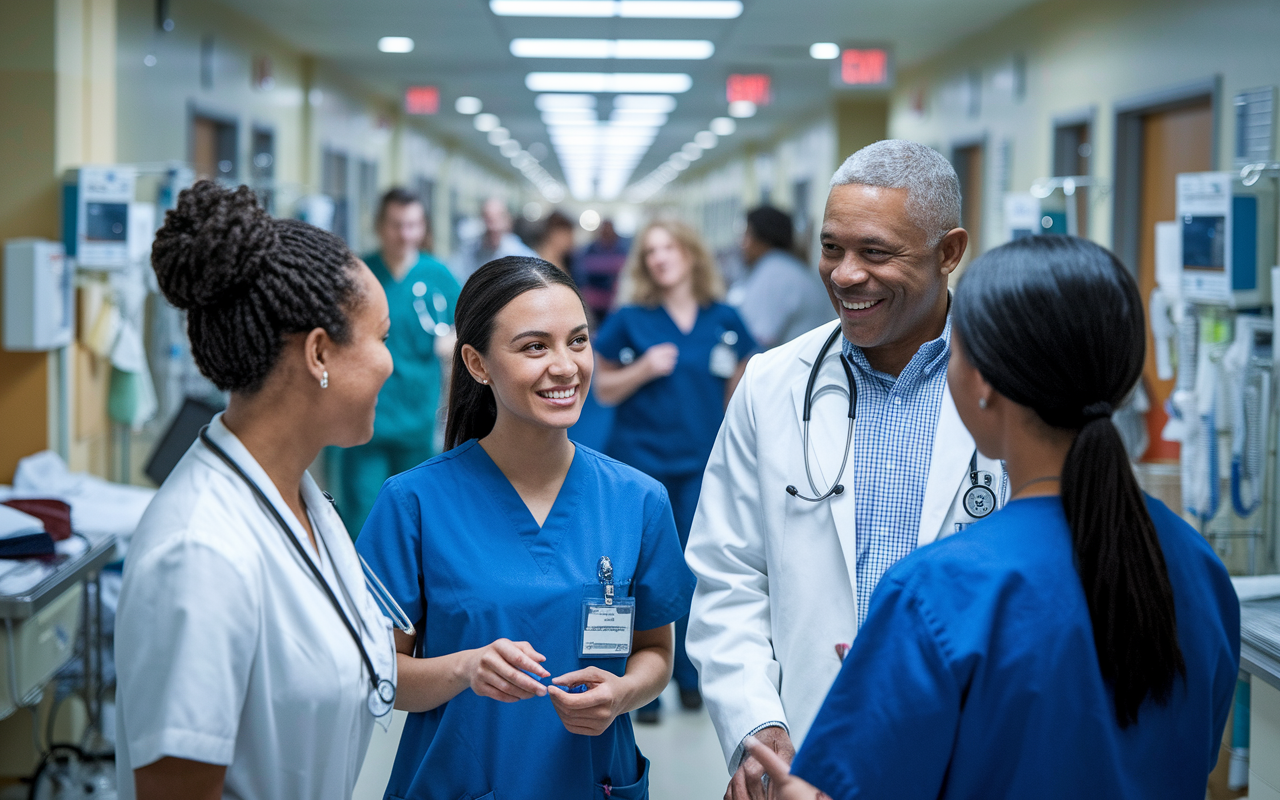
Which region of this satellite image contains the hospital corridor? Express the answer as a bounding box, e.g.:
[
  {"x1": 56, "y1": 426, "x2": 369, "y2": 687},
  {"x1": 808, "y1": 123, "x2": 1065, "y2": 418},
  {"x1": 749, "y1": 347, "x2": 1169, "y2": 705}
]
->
[{"x1": 0, "y1": 0, "x2": 1279, "y2": 797}]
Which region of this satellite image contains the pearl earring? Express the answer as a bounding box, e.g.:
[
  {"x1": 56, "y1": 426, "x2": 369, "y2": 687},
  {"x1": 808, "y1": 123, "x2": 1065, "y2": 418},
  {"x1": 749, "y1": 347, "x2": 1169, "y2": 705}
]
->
[
  {"x1": 320, "y1": 370, "x2": 329, "y2": 389},
  {"x1": 978, "y1": 397, "x2": 987, "y2": 409}
]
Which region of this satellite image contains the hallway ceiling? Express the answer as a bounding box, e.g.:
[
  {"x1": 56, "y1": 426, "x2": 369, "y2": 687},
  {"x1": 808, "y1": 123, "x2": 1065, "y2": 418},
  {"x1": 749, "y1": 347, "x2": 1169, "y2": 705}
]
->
[{"x1": 213, "y1": 0, "x2": 1043, "y2": 199}]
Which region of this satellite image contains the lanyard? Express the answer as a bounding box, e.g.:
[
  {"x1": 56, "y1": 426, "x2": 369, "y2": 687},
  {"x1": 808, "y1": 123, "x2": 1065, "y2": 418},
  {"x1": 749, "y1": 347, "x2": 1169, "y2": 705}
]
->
[{"x1": 198, "y1": 427, "x2": 395, "y2": 715}]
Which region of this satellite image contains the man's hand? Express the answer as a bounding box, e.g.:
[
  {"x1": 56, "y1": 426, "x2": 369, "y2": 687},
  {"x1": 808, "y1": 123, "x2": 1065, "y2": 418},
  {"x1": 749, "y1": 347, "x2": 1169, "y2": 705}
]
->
[
  {"x1": 745, "y1": 736, "x2": 831, "y2": 800},
  {"x1": 725, "y1": 726, "x2": 795, "y2": 800}
]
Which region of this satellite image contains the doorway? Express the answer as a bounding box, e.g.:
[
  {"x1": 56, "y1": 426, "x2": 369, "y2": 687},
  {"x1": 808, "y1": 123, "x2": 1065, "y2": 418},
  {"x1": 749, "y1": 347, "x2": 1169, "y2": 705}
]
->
[
  {"x1": 1053, "y1": 119, "x2": 1092, "y2": 238},
  {"x1": 1121, "y1": 98, "x2": 1214, "y2": 464},
  {"x1": 952, "y1": 141, "x2": 985, "y2": 264},
  {"x1": 191, "y1": 114, "x2": 237, "y2": 181}
]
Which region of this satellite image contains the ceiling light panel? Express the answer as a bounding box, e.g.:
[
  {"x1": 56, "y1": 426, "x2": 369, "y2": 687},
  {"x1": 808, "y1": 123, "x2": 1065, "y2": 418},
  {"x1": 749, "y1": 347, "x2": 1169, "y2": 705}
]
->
[
  {"x1": 810, "y1": 42, "x2": 840, "y2": 60},
  {"x1": 455, "y1": 96, "x2": 483, "y2": 114},
  {"x1": 511, "y1": 39, "x2": 713, "y2": 59},
  {"x1": 613, "y1": 94, "x2": 678, "y2": 112},
  {"x1": 377, "y1": 37, "x2": 414, "y2": 53},
  {"x1": 491, "y1": 1, "x2": 742, "y2": 18},
  {"x1": 536, "y1": 94, "x2": 597, "y2": 111},
  {"x1": 526, "y1": 73, "x2": 692, "y2": 93}
]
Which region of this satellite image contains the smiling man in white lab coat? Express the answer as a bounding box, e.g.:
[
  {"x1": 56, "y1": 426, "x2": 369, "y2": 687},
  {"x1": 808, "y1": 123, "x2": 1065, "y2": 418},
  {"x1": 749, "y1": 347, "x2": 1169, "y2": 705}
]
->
[{"x1": 686, "y1": 140, "x2": 1006, "y2": 800}]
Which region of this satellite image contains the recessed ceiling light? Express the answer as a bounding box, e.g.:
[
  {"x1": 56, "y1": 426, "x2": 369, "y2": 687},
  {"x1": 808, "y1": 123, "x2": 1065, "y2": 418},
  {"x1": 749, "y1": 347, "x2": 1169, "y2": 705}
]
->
[
  {"x1": 682, "y1": 143, "x2": 703, "y2": 159},
  {"x1": 488, "y1": 127, "x2": 511, "y2": 145},
  {"x1": 810, "y1": 42, "x2": 840, "y2": 60},
  {"x1": 728, "y1": 100, "x2": 757, "y2": 118},
  {"x1": 694, "y1": 130, "x2": 717, "y2": 149},
  {"x1": 455, "y1": 96, "x2": 483, "y2": 114},
  {"x1": 613, "y1": 94, "x2": 678, "y2": 112},
  {"x1": 500, "y1": 140, "x2": 523, "y2": 157},
  {"x1": 474, "y1": 113, "x2": 501, "y2": 132},
  {"x1": 526, "y1": 72, "x2": 692, "y2": 93},
  {"x1": 491, "y1": 1, "x2": 742, "y2": 18},
  {"x1": 535, "y1": 94, "x2": 597, "y2": 111},
  {"x1": 511, "y1": 39, "x2": 714, "y2": 59},
  {"x1": 378, "y1": 37, "x2": 415, "y2": 53},
  {"x1": 710, "y1": 117, "x2": 736, "y2": 136}
]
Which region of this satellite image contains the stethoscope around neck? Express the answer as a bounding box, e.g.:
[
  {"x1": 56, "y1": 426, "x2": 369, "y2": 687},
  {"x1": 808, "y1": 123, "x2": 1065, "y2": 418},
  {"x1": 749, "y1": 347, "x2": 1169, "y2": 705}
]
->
[
  {"x1": 198, "y1": 427, "x2": 415, "y2": 718},
  {"x1": 784, "y1": 326, "x2": 1001, "y2": 520}
]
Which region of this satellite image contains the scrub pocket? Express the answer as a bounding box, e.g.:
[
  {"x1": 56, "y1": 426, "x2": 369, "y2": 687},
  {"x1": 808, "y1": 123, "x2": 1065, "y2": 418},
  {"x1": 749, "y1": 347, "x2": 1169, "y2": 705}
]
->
[{"x1": 596, "y1": 750, "x2": 650, "y2": 799}]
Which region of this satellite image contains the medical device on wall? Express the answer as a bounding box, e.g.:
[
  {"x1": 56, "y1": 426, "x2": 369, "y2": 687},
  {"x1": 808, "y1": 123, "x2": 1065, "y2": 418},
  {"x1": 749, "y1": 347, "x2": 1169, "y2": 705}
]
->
[
  {"x1": 62, "y1": 166, "x2": 140, "y2": 270},
  {"x1": 1178, "y1": 171, "x2": 1278, "y2": 308},
  {"x1": 1224, "y1": 316, "x2": 1273, "y2": 518},
  {"x1": 3, "y1": 239, "x2": 73, "y2": 352}
]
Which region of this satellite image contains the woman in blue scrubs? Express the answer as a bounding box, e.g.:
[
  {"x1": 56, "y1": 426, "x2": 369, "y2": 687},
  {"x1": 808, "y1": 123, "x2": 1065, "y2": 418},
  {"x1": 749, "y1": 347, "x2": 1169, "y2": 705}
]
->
[
  {"x1": 750, "y1": 236, "x2": 1239, "y2": 799},
  {"x1": 357, "y1": 256, "x2": 695, "y2": 799},
  {"x1": 593, "y1": 220, "x2": 756, "y2": 719},
  {"x1": 340, "y1": 188, "x2": 460, "y2": 536}
]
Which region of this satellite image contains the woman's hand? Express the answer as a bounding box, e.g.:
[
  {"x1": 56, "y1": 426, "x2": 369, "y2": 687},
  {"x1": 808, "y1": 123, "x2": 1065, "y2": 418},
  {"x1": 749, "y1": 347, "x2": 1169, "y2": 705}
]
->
[
  {"x1": 639, "y1": 342, "x2": 679, "y2": 379},
  {"x1": 744, "y1": 736, "x2": 831, "y2": 800},
  {"x1": 465, "y1": 638, "x2": 549, "y2": 702},
  {"x1": 547, "y1": 666, "x2": 628, "y2": 736}
]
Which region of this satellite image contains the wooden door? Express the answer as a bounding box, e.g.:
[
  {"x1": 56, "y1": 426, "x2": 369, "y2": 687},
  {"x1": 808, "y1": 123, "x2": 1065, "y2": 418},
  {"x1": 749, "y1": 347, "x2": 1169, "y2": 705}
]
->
[
  {"x1": 192, "y1": 116, "x2": 218, "y2": 180},
  {"x1": 1138, "y1": 101, "x2": 1213, "y2": 462},
  {"x1": 953, "y1": 143, "x2": 985, "y2": 262}
]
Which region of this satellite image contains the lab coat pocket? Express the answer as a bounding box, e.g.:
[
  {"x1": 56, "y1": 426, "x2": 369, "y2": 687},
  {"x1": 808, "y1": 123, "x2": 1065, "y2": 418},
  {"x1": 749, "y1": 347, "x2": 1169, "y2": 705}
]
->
[{"x1": 596, "y1": 750, "x2": 650, "y2": 799}]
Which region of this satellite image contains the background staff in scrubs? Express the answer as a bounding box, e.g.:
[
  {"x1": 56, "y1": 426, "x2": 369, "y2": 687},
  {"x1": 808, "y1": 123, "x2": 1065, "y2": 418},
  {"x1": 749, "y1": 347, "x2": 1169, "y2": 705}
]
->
[
  {"x1": 593, "y1": 220, "x2": 756, "y2": 722},
  {"x1": 115, "y1": 181, "x2": 397, "y2": 800},
  {"x1": 749, "y1": 236, "x2": 1240, "y2": 800},
  {"x1": 338, "y1": 187, "x2": 460, "y2": 536},
  {"x1": 356, "y1": 256, "x2": 695, "y2": 800}
]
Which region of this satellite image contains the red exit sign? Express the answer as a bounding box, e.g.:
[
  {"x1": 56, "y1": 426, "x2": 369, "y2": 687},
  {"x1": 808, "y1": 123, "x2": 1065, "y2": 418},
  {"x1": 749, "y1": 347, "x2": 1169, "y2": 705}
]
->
[
  {"x1": 405, "y1": 86, "x2": 439, "y2": 115},
  {"x1": 726, "y1": 74, "x2": 771, "y2": 106},
  {"x1": 832, "y1": 47, "x2": 894, "y2": 89}
]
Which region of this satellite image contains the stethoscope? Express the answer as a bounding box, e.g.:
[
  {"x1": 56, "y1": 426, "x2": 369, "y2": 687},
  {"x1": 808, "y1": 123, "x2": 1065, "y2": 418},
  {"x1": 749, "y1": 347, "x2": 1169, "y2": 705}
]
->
[
  {"x1": 785, "y1": 327, "x2": 1003, "y2": 520},
  {"x1": 198, "y1": 427, "x2": 415, "y2": 718},
  {"x1": 412, "y1": 281, "x2": 451, "y2": 337}
]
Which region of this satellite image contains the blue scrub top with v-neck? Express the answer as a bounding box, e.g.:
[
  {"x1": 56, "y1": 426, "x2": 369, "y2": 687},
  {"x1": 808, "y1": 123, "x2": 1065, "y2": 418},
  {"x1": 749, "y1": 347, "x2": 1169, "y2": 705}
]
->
[
  {"x1": 356, "y1": 440, "x2": 695, "y2": 800},
  {"x1": 595, "y1": 302, "x2": 755, "y2": 476}
]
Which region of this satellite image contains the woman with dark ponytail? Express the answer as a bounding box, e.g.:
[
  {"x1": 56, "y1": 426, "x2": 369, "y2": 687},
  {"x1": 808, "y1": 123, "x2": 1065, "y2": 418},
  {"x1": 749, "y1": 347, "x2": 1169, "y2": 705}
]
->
[
  {"x1": 750, "y1": 235, "x2": 1240, "y2": 799},
  {"x1": 357, "y1": 256, "x2": 695, "y2": 799},
  {"x1": 115, "y1": 182, "x2": 398, "y2": 800}
]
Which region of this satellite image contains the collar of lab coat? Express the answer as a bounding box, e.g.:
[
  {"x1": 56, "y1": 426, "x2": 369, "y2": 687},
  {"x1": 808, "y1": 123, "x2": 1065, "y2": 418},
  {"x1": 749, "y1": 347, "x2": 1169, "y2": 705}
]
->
[{"x1": 790, "y1": 323, "x2": 977, "y2": 595}]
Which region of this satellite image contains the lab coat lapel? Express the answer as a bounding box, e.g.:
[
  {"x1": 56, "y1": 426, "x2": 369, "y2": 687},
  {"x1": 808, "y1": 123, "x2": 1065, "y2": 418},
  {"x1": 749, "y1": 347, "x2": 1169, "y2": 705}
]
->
[
  {"x1": 917, "y1": 387, "x2": 975, "y2": 546},
  {"x1": 792, "y1": 337, "x2": 860, "y2": 601}
]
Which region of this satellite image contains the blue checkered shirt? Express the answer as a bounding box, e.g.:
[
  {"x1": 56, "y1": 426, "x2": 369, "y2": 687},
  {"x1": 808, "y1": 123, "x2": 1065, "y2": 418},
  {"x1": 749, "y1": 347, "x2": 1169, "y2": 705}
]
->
[{"x1": 842, "y1": 316, "x2": 952, "y2": 628}]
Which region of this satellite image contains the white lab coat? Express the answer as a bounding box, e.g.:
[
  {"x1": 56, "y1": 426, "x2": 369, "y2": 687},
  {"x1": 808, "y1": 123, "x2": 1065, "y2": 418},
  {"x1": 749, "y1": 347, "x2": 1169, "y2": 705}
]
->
[
  {"x1": 115, "y1": 414, "x2": 396, "y2": 800},
  {"x1": 685, "y1": 321, "x2": 1004, "y2": 769}
]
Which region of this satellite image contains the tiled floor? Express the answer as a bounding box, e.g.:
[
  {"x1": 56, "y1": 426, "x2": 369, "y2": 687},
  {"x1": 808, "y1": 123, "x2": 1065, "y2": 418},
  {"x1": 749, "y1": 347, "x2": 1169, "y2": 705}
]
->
[{"x1": 354, "y1": 683, "x2": 730, "y2": 799}]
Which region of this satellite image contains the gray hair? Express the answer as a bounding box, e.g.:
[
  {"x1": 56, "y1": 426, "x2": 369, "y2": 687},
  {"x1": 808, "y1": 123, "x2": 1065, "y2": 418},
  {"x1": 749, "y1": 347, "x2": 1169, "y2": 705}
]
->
[{"x1": 830, "y1": 139, "x2": 962, "y2": 247}]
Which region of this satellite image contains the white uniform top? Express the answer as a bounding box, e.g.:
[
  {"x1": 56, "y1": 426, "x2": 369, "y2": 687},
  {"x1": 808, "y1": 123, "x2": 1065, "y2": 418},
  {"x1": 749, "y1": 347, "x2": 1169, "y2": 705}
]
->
[{"x1": 115, "y1": 414, "x2": 396, "y2": 800}]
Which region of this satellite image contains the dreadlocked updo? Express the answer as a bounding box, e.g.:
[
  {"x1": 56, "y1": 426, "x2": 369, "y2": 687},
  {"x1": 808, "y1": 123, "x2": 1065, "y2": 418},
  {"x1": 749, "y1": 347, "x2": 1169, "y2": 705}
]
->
[{"x1": 151, "y1": 181, "x2": 361, "y2": 394}]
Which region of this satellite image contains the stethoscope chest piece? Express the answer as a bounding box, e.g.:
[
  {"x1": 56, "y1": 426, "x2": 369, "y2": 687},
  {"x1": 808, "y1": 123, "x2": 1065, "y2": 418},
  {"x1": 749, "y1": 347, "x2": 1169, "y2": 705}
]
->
[
  {"x1": 368, "y1": 679, "x2": 396, "y2": 717},
  {"x1": 963, "y1": 455, "x2": 997, "y2": 519}
]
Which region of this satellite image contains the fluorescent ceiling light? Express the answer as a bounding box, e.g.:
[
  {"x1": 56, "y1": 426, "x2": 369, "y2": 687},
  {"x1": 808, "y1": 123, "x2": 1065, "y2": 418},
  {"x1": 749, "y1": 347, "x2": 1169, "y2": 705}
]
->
[
  {"x1": 378, "y1": 37, "x2": 415, "y2": 53},
  {"x1": 526, "y1": 72, "x2": 692, "y2": 93},
  {"x1": 694, "y1": 130, "x2": 717, "y2": 148},
  {"x1": 613, "y1": 94, "x2": 677, "y2": 112},
  {"x1": 710, "y1": 116, "x2": 736, "y2": 135},
  {"x1": 536, "y1": 93, "x2": 597, "y2": 110},
  {"x1": 668, "y1": 157, "x2": 689, "y2": 171},
  {"x1": 455, "y1": 96, "x2": 483, "y2": 114},
  {"x1": 682, "y1": 142, "x2": 703, "y2": 159},
  {"x1": 511, "y1": 38, "x2": 714, "y2": 59},
  {"x1": 500, "y1": 140, "x2": 522, "y2": 157},
  {"x1": 609, "y1": 115, "x2": 667, "y2": 127},
  {"x1": 810, "y1": 42, "x2": 840, "y2": 60},
  {"x1": 492, "y1": 1, "x2": 742, "y2": 18},
  {"x1": 474, "y1": 113, "x2": 501, "y2": 131},
  {"x1": 542, "y1": 109, "x2": 599, "y2": 124},
  {"x1": 488, "y1": 127, "x2": 511, "y2": 144},
  {"x1": 728, "y1": 99, "x2": 757, "y2": 118}
]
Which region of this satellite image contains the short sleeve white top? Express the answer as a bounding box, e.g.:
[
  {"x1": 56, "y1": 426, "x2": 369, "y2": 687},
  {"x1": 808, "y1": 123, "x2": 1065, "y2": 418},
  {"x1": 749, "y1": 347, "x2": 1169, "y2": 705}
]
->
[{"x1": 114, "y1": 414, "x2": 396, "y2": 800}]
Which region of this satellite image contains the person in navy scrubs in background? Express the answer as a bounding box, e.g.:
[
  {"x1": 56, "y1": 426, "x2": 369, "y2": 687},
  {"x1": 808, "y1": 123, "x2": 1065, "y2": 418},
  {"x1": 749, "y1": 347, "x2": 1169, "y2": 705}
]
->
[
  {"x1": 748, "y1": 235, "x2": 1240, "y2": 800},
  {"x1": 357, "y1": 256, "x2": 695, "y2": 800},
  {"x1": 592, "y1": 219, "x2": 756, "y2": 722}
]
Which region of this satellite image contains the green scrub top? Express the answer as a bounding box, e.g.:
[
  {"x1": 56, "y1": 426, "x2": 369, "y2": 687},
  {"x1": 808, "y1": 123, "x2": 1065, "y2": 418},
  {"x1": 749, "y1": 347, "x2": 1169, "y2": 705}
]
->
[{"x1": 364, "y1": 251, "x2": 461, "y2": 445}]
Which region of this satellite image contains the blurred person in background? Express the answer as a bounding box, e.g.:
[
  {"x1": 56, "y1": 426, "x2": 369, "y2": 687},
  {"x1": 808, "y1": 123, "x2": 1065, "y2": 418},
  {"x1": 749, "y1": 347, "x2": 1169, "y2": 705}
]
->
[
  {"x1": 533, "y1": 210, "x2": 577, "y2": 274},
  {"x1": 593, "y1": 220, "x2": 757, "y2": 724},
  {"x1": 452, "y1": 197, "x2": 536, "y2": 282},
  {"x1": 575, "y1": 218, "x2": 630, "y2": 322},
  {"x1": 731, "y1": 205, "x2": 835, "y2": 350},
  {"x1": 339, "y1": 188, "x2": 460, "y2": 536}
]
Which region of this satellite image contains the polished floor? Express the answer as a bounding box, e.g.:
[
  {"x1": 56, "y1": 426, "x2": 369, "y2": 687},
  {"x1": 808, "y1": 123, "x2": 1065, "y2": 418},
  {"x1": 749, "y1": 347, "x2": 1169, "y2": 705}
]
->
[{"x1": 354, "y1": 682, "x2": 729, "y2": 799}]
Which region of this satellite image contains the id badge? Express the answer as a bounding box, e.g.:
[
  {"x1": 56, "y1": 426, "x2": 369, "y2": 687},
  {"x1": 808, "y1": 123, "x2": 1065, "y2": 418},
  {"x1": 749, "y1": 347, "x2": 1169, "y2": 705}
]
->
[
  {"x1": 709, "y1": 342, "x2": 737, "y2": 378},
  {"x1": 579, "y1": 595, "x2": 635, "y2": 658}
]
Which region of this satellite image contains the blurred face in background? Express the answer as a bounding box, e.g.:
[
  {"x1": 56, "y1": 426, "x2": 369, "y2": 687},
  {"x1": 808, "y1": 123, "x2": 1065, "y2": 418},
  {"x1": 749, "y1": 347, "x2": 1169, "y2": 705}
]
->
[
  {"x1": 482, "y1": 199, "x2": 513, "y2": 247},
  {"x1": 642, "y1": 225, "x2": 694, "y2": 292},
  {"x1": 378, "y1": 201, "x2": 428, "y2": 264}
]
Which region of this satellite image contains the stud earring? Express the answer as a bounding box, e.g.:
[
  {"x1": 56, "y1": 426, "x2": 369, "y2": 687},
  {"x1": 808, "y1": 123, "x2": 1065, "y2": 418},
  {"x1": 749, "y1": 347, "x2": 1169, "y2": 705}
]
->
[
  {"x1": 978, "y1": 397, "x2": 987, "y2": 409},
  {"x1": 320, "y1": 370, "x2": 329, "y2": 389}
]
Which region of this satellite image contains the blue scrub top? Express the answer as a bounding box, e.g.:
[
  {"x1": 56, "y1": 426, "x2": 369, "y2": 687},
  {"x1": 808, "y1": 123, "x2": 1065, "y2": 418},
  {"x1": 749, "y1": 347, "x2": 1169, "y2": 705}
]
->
[
  {"x1": 594, "y1": 303, "x2": 755, "y2": 476},
  {"x1": 356, "y1": 440, "x2": 696, "y2": 800},
  {"x1": 790, "y1": 495, "x2": 1240, "y2": 800},
  {"x1": 364, "y1": 251, "x2": 461, "y2": 444}
]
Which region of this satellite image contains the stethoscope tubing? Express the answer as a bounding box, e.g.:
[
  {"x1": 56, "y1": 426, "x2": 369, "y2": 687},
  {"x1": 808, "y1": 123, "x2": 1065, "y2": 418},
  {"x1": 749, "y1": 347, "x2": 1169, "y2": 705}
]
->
[{"x1": 790, "y1": 327, "x2": 858, "y2": 502}]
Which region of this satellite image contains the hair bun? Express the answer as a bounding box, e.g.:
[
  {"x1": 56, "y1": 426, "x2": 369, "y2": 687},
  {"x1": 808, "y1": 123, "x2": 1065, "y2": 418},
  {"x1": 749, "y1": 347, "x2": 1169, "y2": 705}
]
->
[{"x1": 151, "y1": 181, "x2": 278, "y2": 310}]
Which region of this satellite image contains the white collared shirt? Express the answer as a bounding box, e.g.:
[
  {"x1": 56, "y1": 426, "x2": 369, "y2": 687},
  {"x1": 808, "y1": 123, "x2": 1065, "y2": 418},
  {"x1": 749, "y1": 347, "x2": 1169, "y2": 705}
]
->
[{"x1": 115, "y1": 414, "x2": 396, "y2": 800}]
